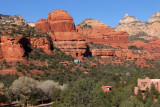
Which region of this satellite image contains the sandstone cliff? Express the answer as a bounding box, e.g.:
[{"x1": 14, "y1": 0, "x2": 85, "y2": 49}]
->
[
  {"x1": 35, "y1": 10, "x2": 87, "y2": 59},
  {"x1": 0, "y1": 25, "x2": 52, "y2": 62},
  {"x1": 36, "y1": 10, "x2": 75, "y2": 32}
]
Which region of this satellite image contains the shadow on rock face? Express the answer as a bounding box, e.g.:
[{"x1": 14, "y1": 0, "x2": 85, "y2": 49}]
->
[{"x1": 18, "y1": 37, "x2": 32, "y2": 57}]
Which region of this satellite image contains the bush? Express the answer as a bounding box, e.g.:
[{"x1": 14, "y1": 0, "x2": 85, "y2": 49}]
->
[{"x1": 128, "y1": 45, "x2": 142, "y2": 50}]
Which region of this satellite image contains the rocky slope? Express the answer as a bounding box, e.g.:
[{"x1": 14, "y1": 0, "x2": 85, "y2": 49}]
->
[
  {"x1": 0, "y1": 14, "x2": 27, "y2": 26},
  {"x1": 114, "y1": 11, "x2": 160, "y2": 38},
  {"x1": 76, "y1": 18, "x2": 128, "y2": 45}
]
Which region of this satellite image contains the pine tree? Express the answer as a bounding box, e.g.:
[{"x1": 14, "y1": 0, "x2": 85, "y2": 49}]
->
[
  {"x1": 151, "y1": 84, "x2": 159, "y2": 99},
  {"x1": 136, "y1": 88, "x2": 143, "y2": 102},
  {"x1": 144, "y1": 87, "x2": 153, "y2": 103}
]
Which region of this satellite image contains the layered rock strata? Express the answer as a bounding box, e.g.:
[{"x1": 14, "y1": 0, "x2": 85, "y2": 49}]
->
[
  {"x1": 77, "y1": 19, "x2": 128, "y2": 45},
  {"x1": 35, "y1": 10, "x2": 87, "y2": 58}
]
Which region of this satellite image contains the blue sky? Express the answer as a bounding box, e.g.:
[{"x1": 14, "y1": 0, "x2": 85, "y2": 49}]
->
[{"x1": 1, "y1": 0, "x2": 160, "y2": 27}]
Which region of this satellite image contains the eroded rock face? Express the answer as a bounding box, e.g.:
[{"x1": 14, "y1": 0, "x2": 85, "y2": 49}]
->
[
  {"x1": 148, "y1": 11, "x2": 160, "y2": 23},
  {"x1": 119, "y1": 14, "x2": 138, "y2": 24},
  {"x1": 130, "y1": 38, "x2": 160, "y2": 58},
  {"x1": 47, "y1": 10, "x2": 75, "y2": 32},
  {"x1": 77, "y1": 19, "x2": 128, "y2": 45},
  {"x1": 0, "y1": 36, "x2": 25, "y2": 61},
  {"x1": 91, "y1": 49, "x2": 115, "y2": 57},
  {"x1": 115, "y1": 12, "x2": 160, "y2": 38},
  {"x1": 0, "y1": 14, "x2": 27, "y2": 25},
  {"x1": 35, "y1": 10, "x2": 87, "y2": 59},
  {"x1": 0, "y1": 35, "x2": 52, "y2": 61},
  {"x1": 36, "y1": 10, "x2": 75, "y2": 32},
  {"x1": 35, "y1": 19, "x2": 50, "y2": 32},
  {"x1": 50, "y1": 32, "x2": 87, "y2": 58},
  {"x1": 30, "y1": 37, "x2": 52, "y2": 54}
]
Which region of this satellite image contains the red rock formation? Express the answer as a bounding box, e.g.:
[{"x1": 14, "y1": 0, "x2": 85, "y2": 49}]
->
[
  {"x1": 35, "y1": 10, "x2": 75, "y2": 32},
  {"x1": 76, "y1": 19, "x2": 128, "y2": 45},
  {"x1": 47, "y1": 10, "x2": 75, "y2": 32},
  {"x1": 51, "y1": 32, "x2": 87, "y2": 58},
  {"x1": 91, "y1": 49, "x2": 115, "y2": 57},
  {"x1": 30, "y1": 37, "x2": 52, "y2": 54},
  {"x1": 128, "y1": 39, "x2": 160, "y2": 58},
  {"x1": 53, "y1": 32, "x2": 84, "y2": 41},
  {"x1": 35, "y1": 19, "x2": 50, "y2": 32},
  {"x1": 0, "y1": 36, "x2": 25, "y2": 61},
  {"x1": 35, "y1": 10, "x2": 87, "y2": 59},
  {"x1": 0, "y1": 34, "x2": 52, "y2": 62},
  {"x1": 35, "y1": 10, "x2": 158, "y2": 68}
]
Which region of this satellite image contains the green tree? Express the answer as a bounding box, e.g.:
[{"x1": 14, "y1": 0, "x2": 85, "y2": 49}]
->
[
  {"x1": 130, "y1": 97, "x2": 144, "y2": 107},
  {"x1": 111, "y1": 92, "x2": 125, "y2": 107},
  {"x1": 90, "y1": 83, "x2": 111, "y2": 107},
  {"x1": 151, "y1": 102, "x2": 160, "y2": 107},
  {"x1": 52, "y1": 88, "x2": 62, "y2": 102},
  {"x1": 144, "y1": 87, "x2": 153, "y2": 103},
  {"x1": 120, "y1": 100, "x2": 134, "y2": 107},
  {"x1": 151, "y1": 84, "x2": 159, "y2": 99},
  {"x1": 63, "y1": 78, "x2": 96, "y2": 107},
  {"x1": 145, "y1": 97, "x2": 153, "y2": 107},
  {"x1": 136, "y1": 88, "x2": 143, "y2": 102}
]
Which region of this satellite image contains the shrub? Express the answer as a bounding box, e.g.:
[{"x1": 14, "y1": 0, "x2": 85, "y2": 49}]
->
[{"x1": 128, "y1": 45, "x2": 142, "y2": 50}]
